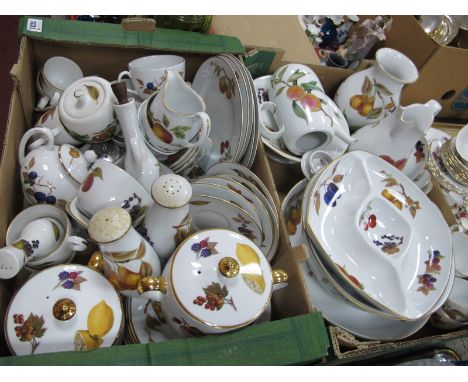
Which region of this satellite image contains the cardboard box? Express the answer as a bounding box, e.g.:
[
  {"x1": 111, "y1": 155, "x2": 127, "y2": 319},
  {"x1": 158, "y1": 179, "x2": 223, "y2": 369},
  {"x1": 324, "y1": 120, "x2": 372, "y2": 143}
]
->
[
  {"x1": 212, "y1": 16, "x2": 319, "y2": 75},
  {"x1": 0, "y1": 17, "x2": 330, "y2": 365},
  {"x1": 381, "y1": 16, "x2": 468, "y2": 121}
]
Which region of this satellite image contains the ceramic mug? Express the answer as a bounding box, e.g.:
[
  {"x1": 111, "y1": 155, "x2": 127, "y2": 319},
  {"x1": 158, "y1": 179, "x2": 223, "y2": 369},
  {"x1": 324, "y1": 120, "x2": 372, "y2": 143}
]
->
[
  {"x1": 1, "y1": 205, "x2": 87, "y2": 279},
  {"x1": 263, "y1": 64, "x2": 353, "y2": 155},
  {"x1": 118, "y1": 55, "x2": 185, "y2": 100},
  {"x1": 36, "y1": 57, "x2": 83, "y2": 109},
  {"x1": 139, "y1": 70, "x2": 210, "y2": 153}
]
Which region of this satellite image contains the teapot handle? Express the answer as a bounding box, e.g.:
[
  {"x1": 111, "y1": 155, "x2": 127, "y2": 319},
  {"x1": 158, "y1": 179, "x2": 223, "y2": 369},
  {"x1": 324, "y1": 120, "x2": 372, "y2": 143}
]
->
[{"x1": 18, "y1": 127, "x2": 55, "y2": 164}]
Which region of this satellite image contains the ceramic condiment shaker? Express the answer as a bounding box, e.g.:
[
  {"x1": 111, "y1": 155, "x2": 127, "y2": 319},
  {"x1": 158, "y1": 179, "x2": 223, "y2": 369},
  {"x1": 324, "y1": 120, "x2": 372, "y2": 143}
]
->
[{"x1": 139, "y1": 174, "x2": 193, "y2": 263}]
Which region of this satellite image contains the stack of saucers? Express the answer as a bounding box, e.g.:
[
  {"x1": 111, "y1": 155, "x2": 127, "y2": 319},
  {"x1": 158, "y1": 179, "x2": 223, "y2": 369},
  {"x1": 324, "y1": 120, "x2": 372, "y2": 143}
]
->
[
  {"x1": 283, "y1": 151, "x2": 453, "y2": 340},
  {"x1": 188, "y1": 162, "x2": 279, "y2": 262}
]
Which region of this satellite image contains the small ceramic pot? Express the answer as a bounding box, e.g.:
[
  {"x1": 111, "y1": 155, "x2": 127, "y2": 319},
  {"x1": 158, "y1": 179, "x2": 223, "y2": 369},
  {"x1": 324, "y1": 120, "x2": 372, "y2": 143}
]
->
[
  {"x1": 58, "y1": 76, "x2": 118, "y2": 143},
  {"x1": 118, "y1": 55, "x2": 185, "y2": 100},
  {"x1": 137, "y1": 228, "x2": 288, "y2": 337},
  {"x1": 19, "y1": 127, "x2": 97, "y2": 207},
  {"x1": 1, "y1": 205, "x2": 87, "y2": 279},
  {"x1": 87, "y1": 208, "x2": 161, "y2": 298},
  {"x1": 140, "y1": 174, "x2": 193, "y2": 263},
  {"x1": 4, "y1": 264, "x2": 123, "y2": 355},
  {"x1": 75, "y1": 158, "x2": 153, "y2": 224}
]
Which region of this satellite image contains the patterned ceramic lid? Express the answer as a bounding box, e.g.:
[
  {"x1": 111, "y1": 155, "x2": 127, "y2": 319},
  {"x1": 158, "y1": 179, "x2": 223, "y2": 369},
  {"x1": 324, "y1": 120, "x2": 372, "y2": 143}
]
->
[
  {"x1": 170, "y1": 229, "x2": 273, "y2": 329},
  {"x1": 58, "y1": 144, "x2": 96, "y2": 184},
  {"x1": 5, "y1": 264, "x2": 123, "y2": 355}
]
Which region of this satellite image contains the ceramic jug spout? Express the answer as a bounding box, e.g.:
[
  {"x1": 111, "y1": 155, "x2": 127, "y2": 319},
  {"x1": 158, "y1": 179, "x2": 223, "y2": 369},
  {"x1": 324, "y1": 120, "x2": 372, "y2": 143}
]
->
[{"x1": 401, "y1": 99, "x2": 441, "y2": 135}]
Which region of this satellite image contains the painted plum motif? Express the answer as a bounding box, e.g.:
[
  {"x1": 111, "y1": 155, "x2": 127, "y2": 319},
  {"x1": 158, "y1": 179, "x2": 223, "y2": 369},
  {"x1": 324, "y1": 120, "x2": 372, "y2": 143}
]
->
[
  {"x1": 233, "y1": 213, "x2": 257, "y2": 241},
  {"x1": 191, "y1": 237, "x2": 219, "y2": 259},
  {"x1": 417, "y1": 250, "x2": 444, "y2": 295},
  {"x1": 53, "y1": 270, "x2": 87, "y2": 291},
  {"x1": 22, "y1": 157, "x2": 62, "y2": 205},
  {"x1": 314, "y1": 161, "x2": 344, "y2": 214}
]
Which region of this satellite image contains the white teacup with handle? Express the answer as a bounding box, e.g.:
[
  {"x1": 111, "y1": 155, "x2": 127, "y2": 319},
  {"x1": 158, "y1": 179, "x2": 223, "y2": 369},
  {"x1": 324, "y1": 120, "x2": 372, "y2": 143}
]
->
[{"x1": 260, "y1": 63, "x2": 354, "y2": 156}]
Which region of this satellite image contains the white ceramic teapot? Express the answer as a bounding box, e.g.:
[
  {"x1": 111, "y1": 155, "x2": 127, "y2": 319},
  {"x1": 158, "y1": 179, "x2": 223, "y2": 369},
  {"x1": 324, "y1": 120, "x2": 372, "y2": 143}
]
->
[
  {"x1": 58, "y1": 76, "x2": 118, "y2": 143},
  {"x1": 349, "y1": 100, "x2": 441, "y2": 180},
  {"x1": 137, "y1": 229, "x2": 288, "y2": 337},
  {"x1": 19, "y1": 127, "x2": 97, "y2": 206}
]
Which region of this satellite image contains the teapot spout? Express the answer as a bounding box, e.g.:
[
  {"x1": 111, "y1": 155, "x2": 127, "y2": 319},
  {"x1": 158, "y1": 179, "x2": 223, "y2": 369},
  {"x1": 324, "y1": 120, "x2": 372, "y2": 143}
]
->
[
  {"x1": 424, "y1": 99, "x2": 442, "y2": 117},
  {"x1": 401, "y1": 100, "x2": 440, "y2": 135}
]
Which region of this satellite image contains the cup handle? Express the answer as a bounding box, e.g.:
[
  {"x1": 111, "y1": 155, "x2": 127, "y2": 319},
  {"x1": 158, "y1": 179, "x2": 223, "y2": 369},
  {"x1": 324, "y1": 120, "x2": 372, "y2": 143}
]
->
[
  {"x1": 67, "y1": 236, "x2": 87, "y2": 252},
  {"x1": 19, "y1": 127, "x2": 55, "y2": 164},
  {"x1": 183, "y1": 112, "x2": 211, "y2": 148},
  {"x1": 37, "y1": 95, "x2": 50, "y2": 109},
  {"x1": 137, "y1": 276, "x2": 167, "y2": 302},
  {"x1": 259, "y1": 101, "x2": 285, "y2": 141},
  {"x1": 118, "y1": 71, "x2": 131, "y2": 82},
  {"x1": 49, "y1": 91, "x2": 61, "y2": 106}
]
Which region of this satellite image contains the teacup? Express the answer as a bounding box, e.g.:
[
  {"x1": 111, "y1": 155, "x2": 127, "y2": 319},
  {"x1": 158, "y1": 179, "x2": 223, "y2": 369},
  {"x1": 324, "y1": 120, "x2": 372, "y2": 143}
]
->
[
  {"x1": 76, "y1": 159, "x2": 153, "y2": 224},
  {"x1": 36, "y1": 57, "x2": 83, "y2": 109},
  {"x1": 1, "y1": 205, "x2": 87, "y2": 279},
  {"x1": 262, "y1": 63, "x2": 353, "y2": 155},
  {"x1": 451, "y1": 225, "x2": 468, "y2": 278},
  {"x1": 139, "y1": 70, "x2": 211, "y2": 152},
  {"x1": 118, "y1": 55, "x2": 185, "y2": 100}
]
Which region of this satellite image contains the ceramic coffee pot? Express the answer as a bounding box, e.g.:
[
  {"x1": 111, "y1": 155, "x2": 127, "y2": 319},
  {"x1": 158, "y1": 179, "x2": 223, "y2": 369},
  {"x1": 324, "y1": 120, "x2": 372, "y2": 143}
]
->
[
  {"x1": 111, "y1": 81, "x2": 160, "y2": 192},
  {"x1": 58, "y1": 76, "x2": 118, "y2": 143},
  {"x1": 334, "y1": 48, "x2": 418, "y2": 130},
  {"x1": 137, "y1": 229, "x2": 288, "y2": 337},
  {"x1": 139, "y1": 174, "x2": 193, "y2": 263},
  {"x1": 87, "y1": 208, "x2": 161, "y2": 298},
  {"x1": 19, "y1": 127, "x2": 97, "y2": 206},
  {"x1": 349, "y1": 100, "x2": 441, "y2": 180}
]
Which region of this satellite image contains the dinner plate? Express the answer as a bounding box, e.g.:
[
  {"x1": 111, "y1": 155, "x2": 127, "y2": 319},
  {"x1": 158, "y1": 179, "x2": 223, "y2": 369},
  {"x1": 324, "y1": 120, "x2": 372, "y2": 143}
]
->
[
  {"x1": 189, "y1": 194, "x2": 264, "y2": 249},
  {"x1": 306, "y1": 151, "x2": 452, "y2": 320},
  {"x1": 193, "y1": 56, "x2": 244, "y2": 169}
]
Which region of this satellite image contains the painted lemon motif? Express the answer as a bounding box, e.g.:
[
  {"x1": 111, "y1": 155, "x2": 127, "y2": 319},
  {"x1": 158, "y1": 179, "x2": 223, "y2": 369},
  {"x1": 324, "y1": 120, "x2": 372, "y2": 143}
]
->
[
  {"x1": 87, "y1": 300, "x2": 114, "y2": 338},
  {"x1": 74, "y1": 330, "x2": 104, "y2": 351},
  {"x1": 236, "y1": 244, "x2": 265, "y2": 295}
]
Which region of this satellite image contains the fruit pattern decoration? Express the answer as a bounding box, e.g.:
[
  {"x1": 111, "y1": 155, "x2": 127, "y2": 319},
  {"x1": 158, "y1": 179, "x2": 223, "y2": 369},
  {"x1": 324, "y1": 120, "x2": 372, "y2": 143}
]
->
[
  {"x1": 12, "y1": 313, "x2": 47, "y2": 354},
  {"x1": 417, "y1": 250, "x2": 444, "y2": 296},
  {"x1": 313, "y1": 161, "x2": 344, "y2": 215},
  {"x1": 22, "y1": 157, "x2": 63, "y2": 206},
  {"x1": 380, "y1": 170, "x2": 421, "y2": 218}
]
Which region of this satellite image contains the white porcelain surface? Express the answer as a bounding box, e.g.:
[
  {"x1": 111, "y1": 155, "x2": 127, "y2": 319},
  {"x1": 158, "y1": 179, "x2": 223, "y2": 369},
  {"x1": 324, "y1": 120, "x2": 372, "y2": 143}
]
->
[
  {"x1": 138, "y1": 229, "x2": 280, "y2": 336},
  {"x1": 456, "y1": 124, "x2": 468, "y2": 162},
  {"x1": 59, "y1": 76, "x2": 118, "y2": 143},
  {"x1": 444, "y1": 190, "x2": 468, "y2": 231},
  {"x1": 36, "y1": 107, "x2": 81, "y2": 145},
  {"x1": 5, "y1": 264, "x2": 123, "y2": 355},
  {"x1": 118, "y1": 55, "x2": 185, "y2": 100},
  {"x1": 335, "y1": 48, "x2": 418, "y2": 129},
  {"x1": 281, "y1": 179, "x2": 307, "y2": 248},
  {"x1": 76, "y1": 159, "x2": 153, "y2": 224},
  {"x1": 306, "y1": 151, "x2": 452, "y2": 320},
  {"x1": 451, "y1": 227, "x2": 468, "y2": 278}
]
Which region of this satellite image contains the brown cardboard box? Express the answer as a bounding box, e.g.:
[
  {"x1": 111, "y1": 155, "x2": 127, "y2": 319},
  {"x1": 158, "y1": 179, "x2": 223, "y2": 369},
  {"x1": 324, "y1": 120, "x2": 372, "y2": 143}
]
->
[
  {"x1": 382, "y1": 16, "x2": 468, "y2": 121},
  {"x1": 212, "y1": 16, "x2": 320, "y2": 72}
]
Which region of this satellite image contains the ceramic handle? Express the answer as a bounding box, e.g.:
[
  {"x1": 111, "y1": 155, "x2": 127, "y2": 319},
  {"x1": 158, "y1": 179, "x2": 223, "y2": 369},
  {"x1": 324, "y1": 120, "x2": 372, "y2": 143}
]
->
[
  {"x1": 182, "y1": 112, "x2": 211, "y2": 148},
  {"x1": 67, "y1": 236, "x2": 87, "y2": 252},
  {"x1": 27, "y1": 127, "x2": 61, "y2": 151},
  {"x1": 272, "y1": 269, "x2": 288, "y2": 291},
  {"x1": 118, "y1": 71, "x2": 131, "y2": 82},
  {"x1": 259, "y1": 101, "x2": 285, "y2": 141},
  {"x1": 87, "y1": 251, "x2": 104, "y2": 273},
  {"x1": 19, "y1": 127, "x2": 55, "y2": 164},
  {"x1": 137, "y1": 276, "x2": 166, "y2": 302},
  {"x1": 37, "y1": 95, "x2": 50, "y2": 109},
  {"x1": 49, "y1": 91, "x2": 61, "y2": 106}
]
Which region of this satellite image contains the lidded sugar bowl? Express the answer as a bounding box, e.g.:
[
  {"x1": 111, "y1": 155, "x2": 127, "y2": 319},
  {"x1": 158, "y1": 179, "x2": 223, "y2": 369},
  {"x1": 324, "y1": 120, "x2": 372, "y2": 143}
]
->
[
  {"x1": 137, "y1": 228, "x2": 288, "y2": 337},
  {"x1": 4, "y1": 264, "x2": 123, "y2": 355}
]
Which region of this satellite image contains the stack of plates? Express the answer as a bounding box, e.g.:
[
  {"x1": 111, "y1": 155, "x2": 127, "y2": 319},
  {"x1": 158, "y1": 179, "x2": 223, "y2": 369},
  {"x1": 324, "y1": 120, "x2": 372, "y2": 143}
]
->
[
  {"x1": 253, "y1": 75, "x2": 349, "y2": 165},
  {"x1": 189, "y1": 162, "x2": 279, "y2": 262},
  {"x1": 190, "y1": 54, "x2": 259, "y2": 174},
  {"x1": 282, "y1": 151, "x2": 454, "y2": 340}
]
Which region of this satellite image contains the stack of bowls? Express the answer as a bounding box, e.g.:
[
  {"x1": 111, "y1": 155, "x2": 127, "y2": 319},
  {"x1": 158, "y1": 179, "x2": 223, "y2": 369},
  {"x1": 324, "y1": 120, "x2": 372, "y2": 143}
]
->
[{"x1": 284, "y1": 151, "x2": 454, "y2": 341}]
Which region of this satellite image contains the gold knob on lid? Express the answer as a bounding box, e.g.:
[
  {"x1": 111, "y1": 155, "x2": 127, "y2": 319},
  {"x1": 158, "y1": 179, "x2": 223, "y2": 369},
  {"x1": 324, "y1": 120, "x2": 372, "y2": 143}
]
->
[
  {"x1": 218, "y1": 257, "x2": 240, "y2": 278},
  {"x1": 53, "y1": 298, "x2": 77, "y2": 321}
]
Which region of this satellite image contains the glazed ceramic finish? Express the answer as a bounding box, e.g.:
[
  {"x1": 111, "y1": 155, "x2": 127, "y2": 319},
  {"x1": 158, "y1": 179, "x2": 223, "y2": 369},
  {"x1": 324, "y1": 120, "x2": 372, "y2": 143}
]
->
[
  {"x1": 36, "y1": 107, "x2": 80, "y2": 145},
  {"x1": 5, "y1": 264, "x2": 123, "y2": 355},
  {"x1": 88, "y1": 208, "x2": 162, "y2": 298},
  {"x1": 281, "y1": 179, "x2": 307, "y2": 248},
  {"x1": 306, "y1": 151, "x2": 452, "y2": 320},
  {"x1": 76, "y1": 159, "x2": 153, "y2": 224},
  {"x1": 113, "y1": 98, "x2": 160, "y2": 192},
  {"x1": 118, "y1": 55, "x2": 185, "y2": 100},
  {"x1": 266, "y1": 64, "x2": 353, "y2": 155},
  {"x1": 19, "y1": 128, "x2": 96, "y2": 207},
  {"x1": 59, "y1": 76, "x2": 118, "y2": 143},
  {"x1": 195, "y1": 176, "x2": 275, "y2": 259},
  {"x1": 254, "y1": 75, "x2": 348, "y2": 164},
  {"x1": 189, "y1": 194, "x2": 264, "y2": 249},
  {"x1": 451, "y1": 226, "x2": 468, "y2": 278},
  {"x1": 455, "y1": 124, "x2": 468, "y2": 162},
  {"x1": 141, "y1": 70, "x2": 211, "y2": 151},
  {"x1": 192, "y1": 56, "x2": 243, "y2": 170},
  {"x1": 138, "y1": 229, "x2": 282, "y2": 336},
  {"x1": 441, "y1": 277, "x2": 468, "y2": 320},
  {"x1": 444, "y1": 191, "x2": 468, "y2": 232},
  {"x1": 141, "y1": 175, "x2": 193, "y2": 262},
  {"x1": 334, "y1": 48, "x2": 418, "y2": 129},
  {"x1": 350, "y1": 100, "x2": 440, "y2": 180},
  {"x1": 301, "y1": 150, "x2": 333, "y2": 180}
]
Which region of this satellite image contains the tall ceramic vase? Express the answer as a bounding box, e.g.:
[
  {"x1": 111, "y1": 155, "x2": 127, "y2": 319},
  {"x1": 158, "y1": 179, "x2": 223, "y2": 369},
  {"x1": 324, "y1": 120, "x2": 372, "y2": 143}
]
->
[{"x1": 334, "y1": 48, "x2": 418, "y2": 130}]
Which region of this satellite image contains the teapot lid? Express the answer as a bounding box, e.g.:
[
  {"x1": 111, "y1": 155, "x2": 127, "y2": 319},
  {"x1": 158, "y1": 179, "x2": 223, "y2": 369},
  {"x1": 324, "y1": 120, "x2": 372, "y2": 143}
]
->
[
  {"x1": 58, "y1": 145, "x2": 96, "y2": 184},
  {"x1": 60, "y1": 76, "x2": 112, "y2": 121},
  {"x1": 169, "y1": 229, "x2": 273, "y2": 329},
  {"x1": 5, "y1": 264, "x2": 123, "y2": 355}
]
